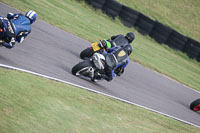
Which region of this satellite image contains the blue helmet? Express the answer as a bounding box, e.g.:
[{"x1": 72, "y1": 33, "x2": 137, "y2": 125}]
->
[{"x1": 25, "y1": 10, "x2": 37, "y2": 24}]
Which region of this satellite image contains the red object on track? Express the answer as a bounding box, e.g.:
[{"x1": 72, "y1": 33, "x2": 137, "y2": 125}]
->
[{"x1": 190, "y1": 98, "x2": 200, "y2": 112}]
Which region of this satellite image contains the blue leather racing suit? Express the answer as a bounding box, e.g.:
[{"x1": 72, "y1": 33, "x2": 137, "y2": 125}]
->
[{"x1": 0, "y1": 13, "x2": 31, "y2": 48}]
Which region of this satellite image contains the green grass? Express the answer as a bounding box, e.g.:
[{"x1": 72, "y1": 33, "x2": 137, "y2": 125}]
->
[
  {"x1": 116, "y1": 0, "x2": 200, "y2": 43},
  {"x1": 0, "y1": 0, "x2": 199, "y2": 91},
  {"x1": 0, "y1": 68, "x2": 200, "y2": 132},
  {"x1": 0, "y1": 1, "x2": 200, "y2": 132}
]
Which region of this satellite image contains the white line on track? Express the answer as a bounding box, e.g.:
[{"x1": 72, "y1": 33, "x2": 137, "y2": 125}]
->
[{"x1": 0, "y1": 63, "x2": 200, "y2": 128}]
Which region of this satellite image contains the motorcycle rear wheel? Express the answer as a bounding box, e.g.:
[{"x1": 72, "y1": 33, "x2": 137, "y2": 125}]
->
[{"x1": 80, "y1": 47, "x2": 94, "y2": 59}]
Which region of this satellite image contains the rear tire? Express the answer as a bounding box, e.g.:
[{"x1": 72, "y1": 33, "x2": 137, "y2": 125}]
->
[
  {"x1": 190, "y1": 98, "x2": 200, "y2": 111},
  {"x1": 80, "y1": 47, "x2": 94, "y2": 59},
  {"x1": 72, "y1": 60, "x2": 93, "y2": 76}
]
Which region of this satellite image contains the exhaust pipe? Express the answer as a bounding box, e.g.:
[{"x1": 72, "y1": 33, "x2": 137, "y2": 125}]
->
[{"x1": 88, "y1": 67, "x2": 94, "y2": 78}]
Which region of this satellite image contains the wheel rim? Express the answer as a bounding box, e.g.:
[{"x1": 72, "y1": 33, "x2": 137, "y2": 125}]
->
[{"x1": 75, "y1": 66, "x2": 91, "y2": 76}]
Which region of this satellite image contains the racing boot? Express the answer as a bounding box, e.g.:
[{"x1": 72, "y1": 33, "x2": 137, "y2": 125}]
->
[{"x1": 91, "y1": 71, "x2": 102, "y2": 82}]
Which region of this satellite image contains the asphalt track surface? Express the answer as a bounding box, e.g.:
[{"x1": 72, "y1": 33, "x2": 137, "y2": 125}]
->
[{"x1": 0, "y1": 3, "x2": 200, "y2": 127}]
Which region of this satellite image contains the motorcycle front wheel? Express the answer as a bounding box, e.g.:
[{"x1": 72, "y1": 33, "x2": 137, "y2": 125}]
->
[{"x1": 72, "y1": 60, "x2": 93, "y2": 76}]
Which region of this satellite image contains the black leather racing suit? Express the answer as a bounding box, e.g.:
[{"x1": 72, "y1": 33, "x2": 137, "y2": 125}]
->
[
  {"x1": 108, "y1": 34, "x2": 129, "y2": 47},
  {"x1": 102, "y1": 46, "x2": 129, "y2": 82}
]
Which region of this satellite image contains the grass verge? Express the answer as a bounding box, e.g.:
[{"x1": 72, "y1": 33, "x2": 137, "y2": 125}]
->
[{"x1": 0, "y1": 67, "x2": 199, "y2": 132}]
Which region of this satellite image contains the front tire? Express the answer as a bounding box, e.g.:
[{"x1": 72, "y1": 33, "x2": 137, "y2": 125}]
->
[
  {"x1": 72, "y1": 60, "x2": 93, "y2": 76},
  {"x1": 190, "y1": 98, "x2": 200, "y2": 111},
  {"x1": 80, "y1": 47, "x2": 94, "y2": 59}
]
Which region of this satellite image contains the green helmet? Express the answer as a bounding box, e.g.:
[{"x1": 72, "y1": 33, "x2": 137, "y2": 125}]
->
[{"x1": 100, "y1": 39, "x2": 111, "y2": 49}]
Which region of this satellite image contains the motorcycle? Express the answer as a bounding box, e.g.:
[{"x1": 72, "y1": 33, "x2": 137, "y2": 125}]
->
[
  {"x1": 72, "y1": 52, "x2": 106, "y2": 82},
  {"x1": 190, "y1": 98, "x2": 200, "y2": 112},
  {"x1": 77, "y1": 40, "x2": 127, "y2": 79},
  {"x1": 72, "y1": 51, "x2": 125, "y2": 81}
]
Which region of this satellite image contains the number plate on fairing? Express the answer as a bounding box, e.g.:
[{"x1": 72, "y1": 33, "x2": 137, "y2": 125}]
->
[{"x1": 91, "y1": 42, "x2": 100, "y2": 52}]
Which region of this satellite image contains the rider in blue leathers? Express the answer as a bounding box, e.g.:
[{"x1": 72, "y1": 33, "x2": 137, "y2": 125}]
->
[{"x1": 0, "y1": 10, "x2": 37, "y2": 49}]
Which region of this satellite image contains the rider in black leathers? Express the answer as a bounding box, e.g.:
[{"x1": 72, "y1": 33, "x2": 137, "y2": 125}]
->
[
  {"x1": 104, "y1": 32, "x2": 135, "y2": 48},
  {"x1": 92, "y1": 44, "x2": 133, "y2": 82},
  {"x1": 93, "y1": 32, "x2": 135, "y2": 81}
]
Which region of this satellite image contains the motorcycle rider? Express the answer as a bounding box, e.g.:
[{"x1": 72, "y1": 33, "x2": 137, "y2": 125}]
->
[
  {"x1": 0, "y1": 10, "x2": 37, "y2": 49},
  {"x1": 92, "y1": 44, "x2": 133, "y2": 82},
  {"x1": 99, "y1": 32, "x2": 135, "y2": 50},
  {"x1": 80, "y1": 32, "x2": 135, "y2": 59},
  {"x1": 91, "y1": 32, "x2": 135, "y2": 81}
]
